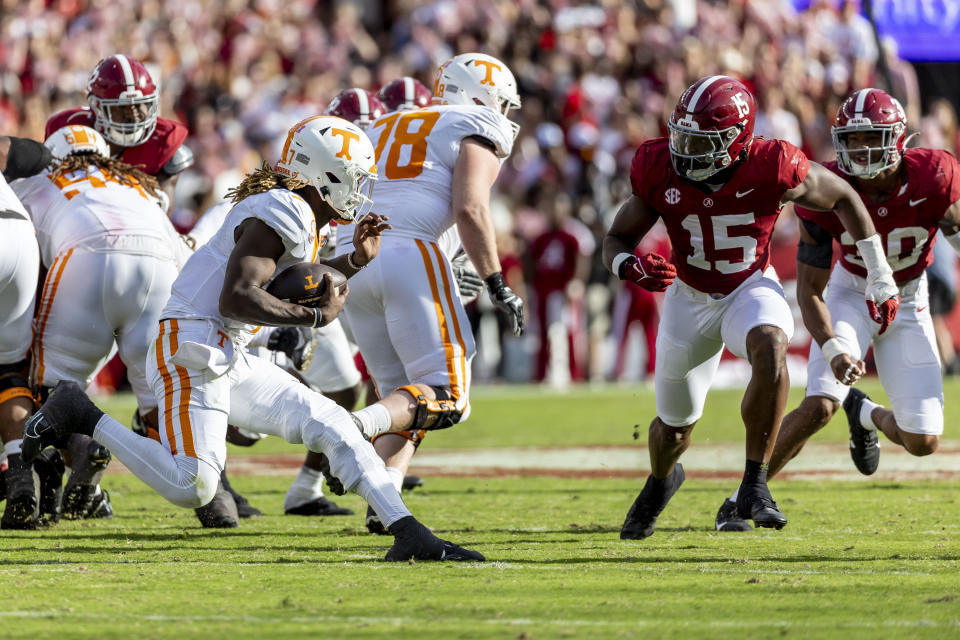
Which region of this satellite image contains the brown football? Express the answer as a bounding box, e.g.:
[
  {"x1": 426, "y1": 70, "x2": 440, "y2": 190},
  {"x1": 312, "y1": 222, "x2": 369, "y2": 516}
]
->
[{"x1": 265, "y1": 262, "x2": 347, "y2": 306}]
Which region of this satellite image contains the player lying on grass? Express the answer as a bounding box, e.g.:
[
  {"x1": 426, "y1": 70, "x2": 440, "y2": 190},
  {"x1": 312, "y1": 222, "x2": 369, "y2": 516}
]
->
[
  {"x1": 715, "y1": 88, "x2": 960, "y2": 530},
  {"x1": 21, "y1": 116, "x2": 483, "y2": 561},
  {"x1": 604, "y1": 75, "x2": 899, "y2": 539}
]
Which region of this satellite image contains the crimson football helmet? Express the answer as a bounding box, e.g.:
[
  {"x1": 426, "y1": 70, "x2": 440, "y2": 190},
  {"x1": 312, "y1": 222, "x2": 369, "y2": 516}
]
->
[
  {"x1": 832, "y1": 88, "x2": 909, "y2": 179},
  {"x1": 667, "y1": 75, "x2": 756, "y2": 181},
  {"x1": 377, "y1": 77, "x2": 432, "y2": 113},
  {"x1": 324, "y1": 89, "x2": 386, "y2": 129},
  {"x1": 86, "y1": 54, "x2": 159, "y2": 147}
]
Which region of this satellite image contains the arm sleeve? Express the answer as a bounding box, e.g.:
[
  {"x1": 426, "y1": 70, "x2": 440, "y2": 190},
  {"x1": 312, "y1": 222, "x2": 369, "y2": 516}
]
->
[
  {"x1": 797, "y1": 219, "x2": 834, "y2": 268},
  {"x1": 776, "y1": 140, "x2": 810, "y2": 191},
  {"x1": 3, "y1": 137, "x2": 52, "y2": 180}
]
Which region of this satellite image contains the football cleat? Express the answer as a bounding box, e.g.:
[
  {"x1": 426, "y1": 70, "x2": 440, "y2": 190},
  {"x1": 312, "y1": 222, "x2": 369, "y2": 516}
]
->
[
  {"x1": 62, "y1": 437, "x2": 112, "y2": 519},
  {"x1": 385, "y1": 516, "x2": 485, "y2": 562},
  {"x1": 365, "y1": 505, "x2": 389, "y2": 535},
  {"x1": 85, "y1": 489, "x2": 113, "y2": 519},
  {"x1": 402, "y1": 475, "x2": 424, "y2": 492},
  {"x1": 736, "y1": 483, "x2": 787, "y2": 529},
  {"x1": 194, "y1": 481, "x2": 239, "y2": 528},
  {"x1": 34, "y1": 449, "x2": 65, "y2": 523},
  {"x1": 21, "y1": 381, "x2": 103, "y2": 464},
  {"x1": 843, "y1": 387, "x2": 880, "y2": 475},
  {"x1": 715, "y1": 497, "x2": 753, "y2": 532},
  {"x1": 620, "y1": 463, "x2": 685, "y2": 540},
  {"x1": 285, "y1": 496, "x2": 354, "y2": 516},
  {"x1": 1, "y1": 454, "x2": 40, "y2": 530},
  {"x1": 219, "y1": 469, "x2": 261, "y2": 518}
]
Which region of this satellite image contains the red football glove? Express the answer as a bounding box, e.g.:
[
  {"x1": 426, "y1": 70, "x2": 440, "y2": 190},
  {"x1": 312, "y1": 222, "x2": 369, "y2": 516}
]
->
[
  {"x1": 866, "y1": 296, "x2": 900, "y2": 335},
  {"x1": 622, "y1": 253, "x2": 677, "y2": 292}
]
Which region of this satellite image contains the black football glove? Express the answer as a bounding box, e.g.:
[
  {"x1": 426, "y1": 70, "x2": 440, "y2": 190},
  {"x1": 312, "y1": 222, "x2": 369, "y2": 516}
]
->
[
  {"x1": 451, "y1": 252, "x2": 483, "y2": 302},
  {"x1": 485, "y1": 272, "x2": 524, "y2": 336}
]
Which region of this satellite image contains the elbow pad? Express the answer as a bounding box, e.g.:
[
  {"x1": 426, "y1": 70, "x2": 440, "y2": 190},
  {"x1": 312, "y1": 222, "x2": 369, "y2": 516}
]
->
[{"x1": 3, "y1": 137, "x2": 52, "y2": 180}]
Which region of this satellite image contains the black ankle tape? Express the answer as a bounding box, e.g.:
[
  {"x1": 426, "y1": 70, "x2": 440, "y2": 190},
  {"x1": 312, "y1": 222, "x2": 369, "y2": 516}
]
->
[{"x1": 743, "y1": 459, "x2": 769, "y2": 485}]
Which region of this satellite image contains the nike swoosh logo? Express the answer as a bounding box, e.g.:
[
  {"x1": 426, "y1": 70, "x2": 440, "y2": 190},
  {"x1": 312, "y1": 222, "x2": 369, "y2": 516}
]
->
[
  {"x1": 918, "y1": 306, "x2": 927, "y2": 312},
  {"x1": 909, "y1": 198, "x2": 927, "y2": 206},
  {"x1": 735, "y1": 189, "x2": 755, "y2": 198}
]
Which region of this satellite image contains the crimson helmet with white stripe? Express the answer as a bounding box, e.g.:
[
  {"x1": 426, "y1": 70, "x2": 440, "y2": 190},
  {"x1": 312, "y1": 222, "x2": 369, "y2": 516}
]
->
[
  {"x1": 377, "y1": 77, "x2": 431, "y2": 113},
  {"x1": 832, "y1": 88, "x2": 908, "y2": 179},
  {"x1": 324, "y1": 88, "x2": 386, "y2": 130},
  {"x1": 667, "y1": 75, "x2": 756, "y2": 181},
  {"x1": 86, "y1": 54, "x2": 159, "y2": 147}
]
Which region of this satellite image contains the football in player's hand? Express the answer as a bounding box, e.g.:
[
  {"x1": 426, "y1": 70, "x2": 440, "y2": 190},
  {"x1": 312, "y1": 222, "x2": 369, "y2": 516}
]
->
[{"x1": 265, "y1": 262, "x2": 347, "y2": 306}]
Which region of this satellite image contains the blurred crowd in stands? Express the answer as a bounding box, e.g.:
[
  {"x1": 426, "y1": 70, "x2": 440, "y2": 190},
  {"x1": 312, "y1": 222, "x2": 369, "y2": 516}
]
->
[{"x1": 2, "y1": 0, "x2": 958, "y2": 386}]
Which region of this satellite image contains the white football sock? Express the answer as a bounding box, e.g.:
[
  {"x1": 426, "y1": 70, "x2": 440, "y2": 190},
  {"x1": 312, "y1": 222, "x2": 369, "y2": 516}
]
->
[
  {"x1": 384, "y1": 466, "x2": 404, "y2": 493},
  {"x1": 729, "y1": 487, "x2": 739, "y2": 502},
  {"x1": 859, "y1": 398, "x2": 881, "y2": 431},
  {"x1": 3, "y1": 438, "x2": 23, "y2": 456},
  {"x1": 284, "y1": 464, "x2": 325, "y2": 511},
  {"x1": 92, "y1": 414, "x2": 220, "y2": 508},
  {"x1": 352, "y1": 403, "x2": 392, "y2": 439}
]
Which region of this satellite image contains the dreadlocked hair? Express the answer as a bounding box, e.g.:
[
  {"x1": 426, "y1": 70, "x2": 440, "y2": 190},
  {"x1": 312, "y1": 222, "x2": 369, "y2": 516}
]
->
[
  {"x1": 225, "y1": 162, "x2": 309, "y2": 204},
  {"x1": 50, "y1": 153, "x2": 161, "y2": 199}
]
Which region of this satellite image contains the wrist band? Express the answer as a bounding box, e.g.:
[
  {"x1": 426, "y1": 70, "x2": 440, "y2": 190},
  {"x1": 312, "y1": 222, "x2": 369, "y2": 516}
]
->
[
  {"x1": 820, "y1": 337, "x2": 847, "y2": 364},
  {"x1": 611, "y1": 253, "x2": 633, "y2": 280},
  {"x1": 484, "y1": 272, "x2": 506, "y2": 293},
  {"x1": 312, "y1": 307, "x2": 322, "y2": 328},
  {"x1": 347, "y1": 252, "x2": 367, "y2": 270}
]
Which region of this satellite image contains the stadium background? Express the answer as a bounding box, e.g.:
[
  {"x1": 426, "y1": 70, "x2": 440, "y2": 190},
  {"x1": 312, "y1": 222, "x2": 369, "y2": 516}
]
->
[{"x1": 3, "y1": 0, "x2": 960, "y2": 388}]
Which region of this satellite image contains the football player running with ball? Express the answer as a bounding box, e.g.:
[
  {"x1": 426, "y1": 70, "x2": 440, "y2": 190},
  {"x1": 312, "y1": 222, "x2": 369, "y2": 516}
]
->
[
  {"x1": 21, "y1": 116, "x2": 484, "y2": 561},
  {"x1": 715, "y1": 88, "x2": 960, "y2": 531},
  {"x1": 604, "y1": 76, "x2": 898, "y2": 539},
  {"x1": 337, "y1": 54, "x2": 525, "y2": 534}
]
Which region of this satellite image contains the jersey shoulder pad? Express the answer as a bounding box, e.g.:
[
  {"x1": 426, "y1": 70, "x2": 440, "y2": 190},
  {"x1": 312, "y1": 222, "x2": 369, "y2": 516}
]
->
[
  {"x1": 119, "y1": 117, "x2": 189, "y2": 175},
  {"x1": 443, "y1": 105, "x2": 515, "y2": 159},
  {"x1": 45, "y1": 108, "x2": 94, "y2": 139},
  {"x1": 752, "y1": 138, "x2": 809, "y2": 190},
  {"x1": 630, "y1": 138, "x2": 670, "y2": 200},
  {"x1": 238, "y1": 190, "x2": 313, "y2": 260}
]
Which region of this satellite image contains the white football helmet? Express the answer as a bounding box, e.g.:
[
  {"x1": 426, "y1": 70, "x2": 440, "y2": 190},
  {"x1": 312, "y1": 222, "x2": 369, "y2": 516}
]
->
[
  {"x1": 275, "y1": 116, "x2": 378, "y2": 222},
  {"x1": 433, "y1": 53, "x2": 521, "y2": 139},
  {"x1": 45, "y1": 125, "x2": 111, "y2": 159}
]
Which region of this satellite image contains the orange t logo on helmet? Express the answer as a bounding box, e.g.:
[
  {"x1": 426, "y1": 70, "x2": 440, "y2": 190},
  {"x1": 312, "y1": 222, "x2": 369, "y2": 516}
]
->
[
  {"x1": 331, "y1": 128, "x2": 360, "y2": 160},
  {"x1": 473, "y1": 59, "x2": 501, "y2": 86}
]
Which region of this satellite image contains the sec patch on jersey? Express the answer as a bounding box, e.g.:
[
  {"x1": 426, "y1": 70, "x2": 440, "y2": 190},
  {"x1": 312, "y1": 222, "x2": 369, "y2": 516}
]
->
[{"x1": 265, "y1": 262, "x2": 346, "y2": 306}]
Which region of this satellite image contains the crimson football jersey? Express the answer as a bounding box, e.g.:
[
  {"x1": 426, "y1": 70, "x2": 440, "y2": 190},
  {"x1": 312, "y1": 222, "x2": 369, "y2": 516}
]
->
[
  {"x1": 795, "y1": 148, "x2": 960, "y2": 285},
  {"x1": 45, "y1": 108, "x2": 188, "y2": 176},
  {"x1": 631, "y1": 137, "x2": 809, "y2": 294}
]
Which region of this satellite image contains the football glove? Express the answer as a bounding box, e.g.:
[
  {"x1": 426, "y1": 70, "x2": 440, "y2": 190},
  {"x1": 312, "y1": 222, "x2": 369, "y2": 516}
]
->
[
  {"x1": 485, "y1": 272, "x2": 524, "y2": 336},
  {"x1": 620, "y1": 253, "x2": 677, "y2": 292},
  {"x1": 451, "y1": 251, "x2": 483, "y2": 303}
]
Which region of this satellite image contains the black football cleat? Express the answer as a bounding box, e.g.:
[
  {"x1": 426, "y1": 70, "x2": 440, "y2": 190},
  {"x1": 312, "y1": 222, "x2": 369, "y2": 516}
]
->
[
  {"x1": 21, "y1": 381, "x2": 103, "y2": 464},
  {"x1": 736, "y1": 483, "x2": 787, "y2": 529},
  {"x1": 195, "y1": 480, "x2": 239, "y2": 528},
  {"x1": 285, "y1": 496, "x2": 354, "y2": 516},
  {"x1": 1, "y1": 454, "x2": 40, "y2": 530},
  {"x1": 365, "y1": 505, "x2": 389, "y2": 535},
  {"x1": 843, "y1": 388, "x2": 880, "y2": 475},
  {"x1": 219, "y1": 469, "x2": 261, "y2": 518},
  {"x1": 62, "y1": 437, "x2": 112, "y2": 519},
  {"x1": 401, "y1": 475, "x2": 424, "y2": 492},
  {"x1": 85, "y1": 489, "x2": 113, "y2": 519},
  {"x1": 315, "y1": 453, "x2": 346, "y2": 496},
  {"x1": 34, "y1": 449, "x2": 65, "y2": 523},
  {"x1": 620, "y1": 463, "x2": 685, "y2": 540},
  {"x1": 266, "y1": 327, "x2": 313, "y2": 370},
  {"x1": 385, "y1": 516, "x2": 485, "y2": 562},
  {"x1": 715, "y1": 497, "x2": 753, "y2": 532}
]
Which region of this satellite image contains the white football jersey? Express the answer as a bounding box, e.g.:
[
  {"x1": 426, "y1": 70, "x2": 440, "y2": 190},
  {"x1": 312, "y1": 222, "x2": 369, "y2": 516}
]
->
[
  {"x1": 0, "y1": 172, "x2": 30, "y2": 221},
  {"x1": 12, "y1": 166, "x2": 175, "y2": 266},
  {"x1": 162, "y1": 189, "x2": 321, "y2": 345},
  {"x1": 342, "y1": 104, "x2": 514, "y2": 249}
]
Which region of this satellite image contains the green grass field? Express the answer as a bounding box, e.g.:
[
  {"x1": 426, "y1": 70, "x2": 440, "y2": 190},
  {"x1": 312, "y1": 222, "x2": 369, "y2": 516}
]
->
[{"x1": 2, "y1": 381, "x2": 959, "y2": 639}]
